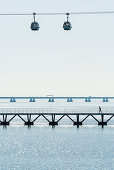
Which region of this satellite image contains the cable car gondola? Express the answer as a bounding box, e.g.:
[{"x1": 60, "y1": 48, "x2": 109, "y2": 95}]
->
[
  {"x1": 63, "y1": 13, "x2": 72, "y2": 31},
  {"x1": 30, "y1": 13, "x2": 40, "y2": 31}
]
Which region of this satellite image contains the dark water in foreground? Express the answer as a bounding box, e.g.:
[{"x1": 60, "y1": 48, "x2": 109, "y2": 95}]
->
[{"x1": 0, "y1": 126, "x2": 114, "y2": 170}]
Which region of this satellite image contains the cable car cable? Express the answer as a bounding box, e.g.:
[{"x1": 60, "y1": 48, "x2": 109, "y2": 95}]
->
[{"x1": 0, "y1": 11, "x2": 114, "y2": 16}]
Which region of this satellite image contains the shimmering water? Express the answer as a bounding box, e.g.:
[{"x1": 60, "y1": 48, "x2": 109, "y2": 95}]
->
[{"x1": 0, "y1": 126, "x2": 114, "y2": 170}]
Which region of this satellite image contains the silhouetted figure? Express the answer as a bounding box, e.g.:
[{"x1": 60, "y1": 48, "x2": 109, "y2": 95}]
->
[{"x1": 99, "y1": 106, "x2": 102, "y2": 113}]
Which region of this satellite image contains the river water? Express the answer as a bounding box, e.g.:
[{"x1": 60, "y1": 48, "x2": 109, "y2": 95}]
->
[{"x1": 0, "y1": 126, "x2": 114, "y2": 170}]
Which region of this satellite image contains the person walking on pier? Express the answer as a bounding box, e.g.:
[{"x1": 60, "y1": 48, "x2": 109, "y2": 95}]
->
[{"x1": 99, "y1": 106, "x2": 102, "y2": 113}]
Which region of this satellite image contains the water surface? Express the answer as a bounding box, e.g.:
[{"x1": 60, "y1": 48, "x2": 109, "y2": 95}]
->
[{"x1": 0, "y1": 126, "x2": 114, "y2": 170}]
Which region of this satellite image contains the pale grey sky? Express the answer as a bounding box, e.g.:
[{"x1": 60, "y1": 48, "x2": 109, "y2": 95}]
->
[{"x1": 0, "y1": 0, "x2": 114, "y2": 96}]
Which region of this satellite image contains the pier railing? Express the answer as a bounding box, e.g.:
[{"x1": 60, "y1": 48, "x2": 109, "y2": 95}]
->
[{"x1": 0, "y1": 107, "x2": 113, "y2": 114}]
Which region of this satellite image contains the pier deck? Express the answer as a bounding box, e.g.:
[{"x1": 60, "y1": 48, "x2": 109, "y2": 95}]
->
[{"x1": 0, "y1": 110, "x2": 113, "y2": 127}]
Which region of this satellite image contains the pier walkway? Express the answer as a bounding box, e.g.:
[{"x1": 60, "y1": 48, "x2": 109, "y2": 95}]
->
[{"x1": 0, "y1": 108, "x2": 113, "y2": 127}]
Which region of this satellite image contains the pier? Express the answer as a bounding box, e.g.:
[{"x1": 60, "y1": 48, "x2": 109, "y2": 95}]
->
[
  {"x1": 0, "y1": 109, "x2": 113, "y2": 127},
  {"x1": 0, "y1": 96, "x2": 113, "y2": 102},
  {"x1": 0, "y1": 96, "x2": 113, "y2": 127}
]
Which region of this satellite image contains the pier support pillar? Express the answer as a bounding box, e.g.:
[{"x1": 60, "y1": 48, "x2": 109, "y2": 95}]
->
[
  {"x1": 48, "y1": 98, "x2": 54, "y2": 102},
  {"x1": 49, "y1": 115, "x2": 58, "y2": 126},
  {"x1": 10, "y1": 97, "x2": 16, "y2": 102},
  {"x1": 98, "y1": 115, "x2": 107, "y2": 127},
  {"x1": 24, "y1": 122, "x2": 34, "y2": 125},
  {"x1": 49, "y1": 122, "x2": 58, "y2": 126},
  {"x1": 85, "y1": 98, "x2": 91, "y2": 102},
  {"x1": 98, "y1": 122, "x2": 107, "y2": 126},
  {"x1": 74, "y1": 122, "x2": 82, "y2": 126},
  {"x1": 1, "y1": 122, "x2": 9, "y2": 125},
  {"x1": 1, "y1": 115, "x2": 9, "y2": 125},
  {"x1": 67, "y1": 98, "x2": 73, "y2": 102},
  {"x1": 74, "y1": 115, "x2": 82, "y2": 127},
  {"x1": 24, "y1": 115, "x2": 34, "y2": 126},
  {"x1": 29, "y1": 98, "x2": 35, "y2": 102},
  {"x1": 103, "y1": 98, "x2": 108, "y2": 102}
]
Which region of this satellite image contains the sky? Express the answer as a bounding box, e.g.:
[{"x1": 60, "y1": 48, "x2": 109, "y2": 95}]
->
[{"x1": 0, "y1": 0, "x2": 114, "y2": 97}]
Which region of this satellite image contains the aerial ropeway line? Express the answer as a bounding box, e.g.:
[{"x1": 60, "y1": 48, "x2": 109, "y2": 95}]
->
[
  {"x1": 0, "y1": 11, "x2": 114, "y2": 15},
  {"x1": 0, "y1": 11, "x2": 114, "y2": 31}
]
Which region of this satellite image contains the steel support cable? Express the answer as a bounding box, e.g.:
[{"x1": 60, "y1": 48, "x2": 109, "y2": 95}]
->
[{"x1": 0, "y1": 11, "x2": 114, "y2": 16}]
